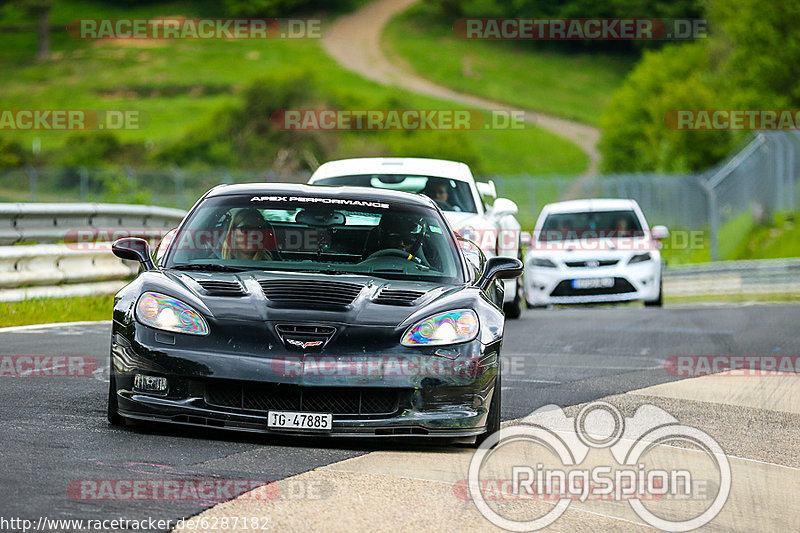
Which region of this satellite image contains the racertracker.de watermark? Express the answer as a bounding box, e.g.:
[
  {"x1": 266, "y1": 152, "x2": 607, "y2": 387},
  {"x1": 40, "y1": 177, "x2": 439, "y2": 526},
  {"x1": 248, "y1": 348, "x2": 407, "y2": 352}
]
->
[
  {"x1": 454, "y1": 18, "x2": 707, "y2": 40},
  {"x1": 68, "y1": 18, "x2": 322, "y2": 39},
  {"x1": 270, "y1": 109, "x2": 526, "y2": 131},
  {"x1": 0, "y1": 355, "x2": 97, "y2": 377},
  {"x1": 69, "y1": 478, "x2": 331, "y2": 502},
  {"x1": 666, "y1": 109, "x2": 800, "y2": 130},
  {"x1": 0, "y1": 109, "x2": 145, "y2": 130},
  {"x1": 665, "y1": 355, "x2": 800, "y2": 377}
]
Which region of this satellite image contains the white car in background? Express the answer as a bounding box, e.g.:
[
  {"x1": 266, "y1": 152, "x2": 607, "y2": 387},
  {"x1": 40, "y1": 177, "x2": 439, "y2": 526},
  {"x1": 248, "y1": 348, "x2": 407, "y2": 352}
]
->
[
  {"x1": 308, "y1": 157, "x2": 526, "y2": 318},
  {"x1": 524, "y1": 199, "x2": 668, "y2": 307}
]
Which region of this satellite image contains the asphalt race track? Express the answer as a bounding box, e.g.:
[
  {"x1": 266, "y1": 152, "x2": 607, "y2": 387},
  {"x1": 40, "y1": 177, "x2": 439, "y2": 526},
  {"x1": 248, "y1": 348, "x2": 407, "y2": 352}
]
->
[{"x1": 1, "y1": 303, "x2": 798, "y2": 531}]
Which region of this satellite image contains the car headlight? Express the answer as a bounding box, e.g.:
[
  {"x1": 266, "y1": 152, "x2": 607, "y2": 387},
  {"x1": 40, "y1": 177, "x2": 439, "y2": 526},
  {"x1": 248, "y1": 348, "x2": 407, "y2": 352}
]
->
[
  {"x1": 628, "y1": 252, "x2": 652, "y2": 264},
  {"x1": 135, "y1": 292, "x2": 209, "y2": 335},
  {"x1": 530, "y1": 257, "x2": 557, "y2": 268},
  {"x1": 401, "y1": 309, "x2": 479, "y2": 346}
]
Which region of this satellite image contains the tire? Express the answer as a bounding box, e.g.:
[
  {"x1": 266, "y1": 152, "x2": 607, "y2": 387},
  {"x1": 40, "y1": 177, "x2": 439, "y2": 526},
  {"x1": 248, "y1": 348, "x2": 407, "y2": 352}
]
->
[
  {"x1": 107, "y1": 374, "x2": 125, "y2": 426},
  {"x1": 503, "y1": 248, "x2": 526, "y2": 319},
  {"x1": 644, "y1": 277, "x2": 663, "y2": 307},
  {"x1": 503, "y1": 278, "x2": 524, "y2": 319},
  {"x1": 472, "y1": 367, "x2": 501, "y2": 448}
]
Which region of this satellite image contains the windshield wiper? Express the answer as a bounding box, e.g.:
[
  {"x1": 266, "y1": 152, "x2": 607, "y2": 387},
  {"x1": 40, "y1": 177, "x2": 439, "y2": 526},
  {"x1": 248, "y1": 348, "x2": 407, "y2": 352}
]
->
[
  {"x1": 296, "y1": 269, "x2": 354, "y2": 275},
  {"x1": 170, "y1": 263, "x2": 250, "y2": 272}
]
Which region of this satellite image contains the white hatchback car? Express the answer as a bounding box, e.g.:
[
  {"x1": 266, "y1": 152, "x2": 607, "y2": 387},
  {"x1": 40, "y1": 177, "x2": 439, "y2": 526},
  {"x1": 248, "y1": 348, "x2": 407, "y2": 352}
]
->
[
  {"x1": 308, "y1": 157, "x2": 526, "y2": 318},
  {"x1": 524, "y1": 199, "x2": 668, "y2": 307}
]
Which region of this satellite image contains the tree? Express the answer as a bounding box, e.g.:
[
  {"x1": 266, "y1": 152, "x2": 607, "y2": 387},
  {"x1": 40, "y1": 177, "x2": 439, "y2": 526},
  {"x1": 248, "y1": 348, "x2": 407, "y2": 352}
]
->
[{"x1": 0, "y1": 0, "x2": 51, "y2": 60}]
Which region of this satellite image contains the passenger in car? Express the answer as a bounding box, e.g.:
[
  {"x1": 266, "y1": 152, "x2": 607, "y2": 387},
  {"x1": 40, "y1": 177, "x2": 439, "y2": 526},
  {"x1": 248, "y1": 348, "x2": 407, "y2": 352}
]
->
[{"x1": 221, "y1": 208, "x2": 277, "y2": 261}]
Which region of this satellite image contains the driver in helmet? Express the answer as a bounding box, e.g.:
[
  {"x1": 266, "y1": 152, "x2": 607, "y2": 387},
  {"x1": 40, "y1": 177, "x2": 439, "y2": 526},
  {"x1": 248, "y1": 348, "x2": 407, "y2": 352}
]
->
[
  {"x1": 378, "y1": 214, "x2": 422, "y2": 253},
  {"x1": 363, "y1": 213, "x2": 426, "y2": 265}
]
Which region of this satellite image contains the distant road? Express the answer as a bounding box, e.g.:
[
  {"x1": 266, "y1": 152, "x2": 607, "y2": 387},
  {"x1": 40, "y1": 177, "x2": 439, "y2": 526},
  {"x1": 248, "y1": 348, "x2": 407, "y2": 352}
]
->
[{"x1": 322, "y1": 0, "x2": 601, "y2": 174}]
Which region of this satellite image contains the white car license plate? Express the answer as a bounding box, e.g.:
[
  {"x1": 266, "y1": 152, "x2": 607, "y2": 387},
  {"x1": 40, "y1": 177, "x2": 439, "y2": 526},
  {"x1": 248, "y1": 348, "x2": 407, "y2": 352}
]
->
[
  {"x1": 572, "y1": 277, "x2": 614, "y2": 289},
  {"x1": 267, "y1": 411, "x2": 333, "y2": 431}
]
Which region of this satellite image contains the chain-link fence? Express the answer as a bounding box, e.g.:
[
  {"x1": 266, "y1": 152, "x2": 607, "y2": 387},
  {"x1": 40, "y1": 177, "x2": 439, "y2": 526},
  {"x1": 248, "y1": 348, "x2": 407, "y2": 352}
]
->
[
  {"x1": 0, "y1": 167, "x2": 310, "y2": 209},
  {"x1": 492, "y1": 131, "x2": 800, "y2": 260},
  {"x1": 1, "y1": 131, "x2": 798, "y2": 261}
]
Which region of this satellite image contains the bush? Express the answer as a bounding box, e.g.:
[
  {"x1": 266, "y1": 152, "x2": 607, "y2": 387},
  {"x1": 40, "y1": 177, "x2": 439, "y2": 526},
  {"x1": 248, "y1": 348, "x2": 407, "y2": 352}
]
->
[
  {"x1": 599, "y1": 42, "x2": 737, "y2": 173},
  {"x1": 0, "y1": 137, "x2": 26, "y2": 170},
  {"x1": 157, "y1": 72, "x2": 338, "y2": 171}
]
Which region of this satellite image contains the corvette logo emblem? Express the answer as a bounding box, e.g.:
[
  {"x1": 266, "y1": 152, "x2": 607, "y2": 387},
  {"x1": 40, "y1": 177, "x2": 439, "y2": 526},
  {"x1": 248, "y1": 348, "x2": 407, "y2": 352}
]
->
[{"x1": 285, "y1": 338, "x2": 324, "y2": 349}]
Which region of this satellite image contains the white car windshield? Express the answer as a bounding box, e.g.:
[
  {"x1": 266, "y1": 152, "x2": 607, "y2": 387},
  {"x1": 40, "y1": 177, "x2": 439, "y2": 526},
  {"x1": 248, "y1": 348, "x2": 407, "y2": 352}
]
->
[
  {"x1": 312, "y1": 174, "x2": 478, "y2": 213},
  {"x1": 538, "y1": 210, "x2": 645, "y2": 242},
  {"x1": 165, "y1": 194, "x2": 464, "y2": 283}
]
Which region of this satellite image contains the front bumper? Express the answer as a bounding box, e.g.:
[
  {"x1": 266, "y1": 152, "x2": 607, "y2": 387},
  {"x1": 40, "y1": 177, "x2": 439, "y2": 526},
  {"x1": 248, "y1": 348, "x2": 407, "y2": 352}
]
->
[
  {"x1": 111, "y1": 325, "x2": 499, "y2": 438},
  {"x1": 525, "y1": 260, "x2": 661, "y2": 305}
]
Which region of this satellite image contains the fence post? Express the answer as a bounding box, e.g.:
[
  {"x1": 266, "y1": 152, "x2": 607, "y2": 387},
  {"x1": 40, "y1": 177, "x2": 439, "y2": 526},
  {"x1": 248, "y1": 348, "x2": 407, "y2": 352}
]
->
[
  {"x1": 701, "y1": 180, "x2": 719, "y2": 261},
  {"x1": 172, "y1": 167, "x2": 185, "y2": 209},
  {"x1": 26, "y1": 166, "x2": 38, "y2": 201},
  {"x1": 79, "y1": 167, "x2": 88, "y2": 201}
]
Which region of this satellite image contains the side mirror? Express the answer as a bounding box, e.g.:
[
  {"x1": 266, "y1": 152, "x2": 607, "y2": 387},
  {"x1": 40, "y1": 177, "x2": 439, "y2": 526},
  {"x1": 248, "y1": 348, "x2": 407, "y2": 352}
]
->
[
  {"x1": 651, "y1": 225, "x2": 669, "y2": 240},
  {"x1": 491, "y1": 198, "x2": 518, "y2": 218},
  {"x1": 112, "y1": 237, "x2": 156, "y2": 271},
  {"x1": 476, "y1": 180, "x2": 497, "y2": 200},
  {"x1": 477, "y1": 256, "x2": 523, "y2": 291}
]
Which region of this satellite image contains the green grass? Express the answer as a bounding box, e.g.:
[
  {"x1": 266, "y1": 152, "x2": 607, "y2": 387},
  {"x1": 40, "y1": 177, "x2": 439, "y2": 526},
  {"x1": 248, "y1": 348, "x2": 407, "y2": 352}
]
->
[
  {"x1": 382, "y1": 6, "x2": 635, "y2": 126},
  {"x1": 0, "y1": 0, "x2": 587, "y2": 177},
  {"x1": 0, "y1": 294, "x2": 113, "y2": 327},
  {"x1": 661, "y1": 212, "x2": 800, "y2": 265}
]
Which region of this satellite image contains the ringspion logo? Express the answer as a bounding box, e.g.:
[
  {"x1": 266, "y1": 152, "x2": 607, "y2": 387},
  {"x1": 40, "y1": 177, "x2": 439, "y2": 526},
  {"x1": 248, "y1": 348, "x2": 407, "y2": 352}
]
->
[{"x1": 468, "y1": 402, "x2": 730, "y2": 531}]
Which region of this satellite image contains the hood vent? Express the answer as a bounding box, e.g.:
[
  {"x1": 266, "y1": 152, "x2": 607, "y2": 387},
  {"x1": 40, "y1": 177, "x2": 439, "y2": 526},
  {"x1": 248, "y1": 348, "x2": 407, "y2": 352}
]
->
[
  {"x1": 373, "y1": 287, "x2": 425, "y2": 306},
  {"x1": 196, "y1": 279, "x2": 246, "y2": 296},
  {"x1": 259, "y1": 279, "x2": 364, "y2": 307}
]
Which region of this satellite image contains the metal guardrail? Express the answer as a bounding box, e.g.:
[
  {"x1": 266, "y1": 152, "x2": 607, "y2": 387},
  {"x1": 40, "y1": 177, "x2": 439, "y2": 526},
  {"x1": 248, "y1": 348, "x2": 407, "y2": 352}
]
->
[
  {"x1": 0, "y1": 203, "x2": 186, "y2": 303},
  {"x1": 0, "y1": 202, "x2": 186, "y2": 245},
  {"x1": 0, "y1": 203, "x2": 797, "y2": 303},
  {"x1": 664, "y1": 258, "x2": 800, "y2": 297}
]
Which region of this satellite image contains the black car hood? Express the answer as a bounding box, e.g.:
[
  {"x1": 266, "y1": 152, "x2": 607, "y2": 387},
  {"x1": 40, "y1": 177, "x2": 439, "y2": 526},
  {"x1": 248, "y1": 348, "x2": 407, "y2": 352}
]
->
[{"x1": 162, "y1": 270, "x2": 461, "y2": 327}]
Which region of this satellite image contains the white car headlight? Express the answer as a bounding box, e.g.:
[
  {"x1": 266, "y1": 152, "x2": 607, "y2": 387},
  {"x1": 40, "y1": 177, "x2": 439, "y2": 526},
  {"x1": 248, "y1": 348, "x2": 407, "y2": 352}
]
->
[
  {"x1": 628, "y1": 252, "x2": 652, "y2": 264},
  {"x1": 401, "y1": 309, "x2": 479, "y2": 346},
  {"x1": 136, "y1": 292, "x2": 209, "y2": 335},
  {"x1": 530, "y1": 257, "x2": 557, "y2": 268}
]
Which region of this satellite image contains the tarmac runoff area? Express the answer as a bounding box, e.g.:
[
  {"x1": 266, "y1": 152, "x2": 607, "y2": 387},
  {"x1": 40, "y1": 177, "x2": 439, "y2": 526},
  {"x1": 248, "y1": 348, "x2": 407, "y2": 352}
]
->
[{"x1": 174, "y1": 373, "x2": 800, "y2": 532}]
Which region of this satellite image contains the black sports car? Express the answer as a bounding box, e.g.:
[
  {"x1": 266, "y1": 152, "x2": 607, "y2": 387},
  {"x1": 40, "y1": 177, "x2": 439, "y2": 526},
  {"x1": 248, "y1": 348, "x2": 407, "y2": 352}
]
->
[{"x1": 108, "y1": 184, "x2": 522, "y2": 444}]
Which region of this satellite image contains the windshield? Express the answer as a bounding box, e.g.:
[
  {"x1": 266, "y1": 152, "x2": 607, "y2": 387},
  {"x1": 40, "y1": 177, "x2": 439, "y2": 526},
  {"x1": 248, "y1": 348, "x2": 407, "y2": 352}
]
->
[
  {"x1": 312, "y1": 174, "x2": 477, "y2": 214},
  {"x1": 165, "y1": 194, "x2": 464, "y2": 283},
  {"x1": 538, "y1": 210, "x2": 645, "y2": 242}
]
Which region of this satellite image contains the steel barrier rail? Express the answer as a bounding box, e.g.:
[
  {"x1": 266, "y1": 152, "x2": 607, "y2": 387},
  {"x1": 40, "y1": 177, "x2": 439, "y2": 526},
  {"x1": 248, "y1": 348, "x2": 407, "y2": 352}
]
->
[
  {"x1": 664, "y1": 258, "x2": 800, "y2": 297},
  {"x1": 0, "y1": 202, "x2": 186, "y2": 245},
  {"x1": 0, "y1": 244, "x2": 139, "y2": 289}
]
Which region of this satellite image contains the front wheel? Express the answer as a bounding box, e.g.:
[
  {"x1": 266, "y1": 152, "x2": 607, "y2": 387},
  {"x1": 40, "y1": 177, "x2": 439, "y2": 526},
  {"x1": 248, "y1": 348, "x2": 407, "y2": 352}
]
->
[
  {"x1": 503, "y1": 278, "x2": 524, "y2": 319},
  {"x1": 472, "y1": 367, "x2": 501, "y2": 448},
  {"x1": 107, "y1": 374, "x2": 125, "y2": 426}
]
